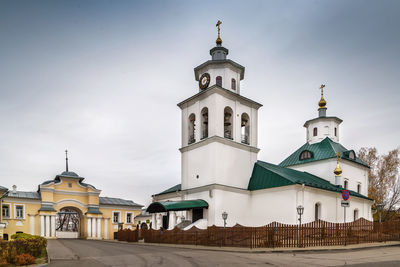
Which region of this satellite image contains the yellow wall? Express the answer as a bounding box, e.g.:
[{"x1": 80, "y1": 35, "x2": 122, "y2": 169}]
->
[{"x1": 2, "y1": 199, "x2": 41, "y2": 238}]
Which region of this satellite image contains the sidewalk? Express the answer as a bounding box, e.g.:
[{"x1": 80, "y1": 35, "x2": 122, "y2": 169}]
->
[{"x1": 102, "y1": 239, "x2": 400, "y2": 253}]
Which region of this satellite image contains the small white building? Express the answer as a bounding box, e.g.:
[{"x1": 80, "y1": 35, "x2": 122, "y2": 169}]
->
[{"x1": 147, "y1": 27, "x2": 373, "y2": 230}]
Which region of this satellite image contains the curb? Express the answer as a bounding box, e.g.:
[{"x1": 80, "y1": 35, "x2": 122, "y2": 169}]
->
[{"x1": 97, "y1": 239, "x2": 400, "y2": 254}]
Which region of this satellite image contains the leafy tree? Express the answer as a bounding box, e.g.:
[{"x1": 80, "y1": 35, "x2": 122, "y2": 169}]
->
[{"x1": 358, "y1": 147, "x2": 400, "y2": 221}]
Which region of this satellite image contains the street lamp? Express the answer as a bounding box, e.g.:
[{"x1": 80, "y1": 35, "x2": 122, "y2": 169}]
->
[
  {"x1": 222, "y1": 211, "x2": 228, "y2": 228},
  {"x1": 376, "y1": 203, "x2": 384, "y2": 223},
  {"x1": 297, "y1": 205, "x2": 304, "y2": 225}
]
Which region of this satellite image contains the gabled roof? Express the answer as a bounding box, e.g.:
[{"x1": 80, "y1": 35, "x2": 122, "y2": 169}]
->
[
  {"x1": 6, "y1": 191, "x2": 41, "y2": 200},
  {"x1": 279, "y1": 137, "x2": 369, "y2": 168},
  {"x1": 154, "y1": 184, "x2": 181, "y2": 196},
  {"x1": 248, "y1": 161, "x2": 372, "y2": 201},
  {"x1": 99, "y1": 197, "x2": 143, "y2": 208}
]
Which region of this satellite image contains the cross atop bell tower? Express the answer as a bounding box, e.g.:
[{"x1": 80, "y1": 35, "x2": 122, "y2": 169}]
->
[{"x1": 216, "y1": 20, "x2": 222, "y2": 46}]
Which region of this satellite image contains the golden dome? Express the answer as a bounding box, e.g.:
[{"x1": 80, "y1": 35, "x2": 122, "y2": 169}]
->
[
  {"x1": 318, "y1": 96, "x2": 327, "y2": 108},
  {"x1": 334, "y1": 152, "x2": 342, "y2": 176},
  {"x1": 216, "y1": 37, "x2": 222, "y2": 45},
  {"x1": 318, "y1": 84, "x2": 327, "y2": 109}
]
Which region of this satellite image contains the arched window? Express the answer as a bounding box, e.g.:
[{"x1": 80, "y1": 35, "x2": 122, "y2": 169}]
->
[
  {"x1": 299, "y1": 150, "x2": 312, "y2": 160},
  {"x1": 216, "y1": 76, "x2": 222, "y2": 87},
  {"x1": 344, "y1": 180, "x2": 348, "y2": 189},
  {"x1": 315, "y1": 203, "x2": 321, "y2": 221},
  {"x1": 224, "y1": 107, "x2": 233, "y2": 139},
  {"x1": 313, "y1": 127, "x2": 318, "y2": 136},
  {"x1": 334, "y1": 127, "x2": 337, "y2": 137},
  {"x1": 188, "y1": 113, "x2": 196, "y2": 144},
  {"x1": 201, "y1": 107, "x2": 208, "y2": 139},
  {"x1": 357, "y1": 184, "x2": 361, "y2": 193},
  {"x1": 231, "y1": 79, "x2": 236, "y2": 90},
  {"x1": 349, "y1": 151, "x2": 355, "y2": 160},
  {"x1": 354, "y1": 209, "x2": 359, "y2": 221},
  {"x1": 241, "y1": 113, "x2": 250, "y2": 144}
]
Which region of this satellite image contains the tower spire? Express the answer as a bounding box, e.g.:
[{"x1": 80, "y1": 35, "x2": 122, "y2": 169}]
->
[
  {"x1": 334, "y1": 152, "x2": 342, "y2": 176},
  {"x1": 65, "y1": 149, "x2": 69, "y2": 172},
  {"x1": 216, "y1": 20, "x2": 222, "y2": 46}
]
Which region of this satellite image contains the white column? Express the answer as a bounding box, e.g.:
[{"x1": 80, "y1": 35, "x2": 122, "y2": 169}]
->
[
  {"x1": 152, "y1": 214, "x2": 156, "y2": 229},
  {"x1": 96, "y1": 218, "x2": 101, "y2": 239},
  {"x1": 51, "y1": 215, "x2": 56, "y2": 237},
  {"x1": 104, "y1": 218, "x2": 108, "y2": 240},
  {"x1": 168, "y1": 212, "x2": 175, "y2": 230},
  {"x1": 29, "y1": 215, "x2": 35, "y2": 235},
  {"x1": 40, "y1": 215, "x2": 45, "y2": 236},
  {"x1": 45, "y1": 215, "x2": 50, "y2": 237},
  {"x1": 87, "y1": 217, "x2": 92, "y2": 238},
  {"x1": 92, "y1": 217, "x2": 97, "y2": 237}
]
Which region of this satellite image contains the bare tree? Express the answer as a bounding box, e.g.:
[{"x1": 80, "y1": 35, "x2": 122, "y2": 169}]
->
[{"x1": 358, "y1": 147, "x2": 400, "y2": 221}]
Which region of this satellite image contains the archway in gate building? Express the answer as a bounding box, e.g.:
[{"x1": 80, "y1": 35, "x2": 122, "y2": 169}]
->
[{"x1": 56, "y1": 207, "x2": 84, "y2": 238}]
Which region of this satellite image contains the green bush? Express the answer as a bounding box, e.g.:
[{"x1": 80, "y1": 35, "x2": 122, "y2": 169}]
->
[{"x1": 0, "y1": 234, "x2": 47, "y2": 264}]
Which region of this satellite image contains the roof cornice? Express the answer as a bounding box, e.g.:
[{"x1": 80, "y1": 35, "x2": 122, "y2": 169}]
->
[{"x1": 177, "y1": 85, "x2": 262, "y2": 109}]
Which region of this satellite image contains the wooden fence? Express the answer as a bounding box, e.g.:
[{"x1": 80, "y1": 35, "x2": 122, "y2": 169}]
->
[
  {"x1": 139, "y1": 218, "x2": 400, "y2": 248},
  {"x1": 116, "y1": 229, "x2": 138, "y2": 242}
]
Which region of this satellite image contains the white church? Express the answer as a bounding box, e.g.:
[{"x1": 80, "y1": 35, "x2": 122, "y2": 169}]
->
[{"x1": 147, "y1": 23, "x2": 373, "y2": 230}]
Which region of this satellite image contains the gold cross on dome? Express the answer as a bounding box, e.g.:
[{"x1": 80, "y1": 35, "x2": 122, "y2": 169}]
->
[
  {"x1": 320, "y1": 84, "x2": 325, "y2": 96},
  {"x1": 216, "y1": 20, "x2": 222, "y2": 45}
]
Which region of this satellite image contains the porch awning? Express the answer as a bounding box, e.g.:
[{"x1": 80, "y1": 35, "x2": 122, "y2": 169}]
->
[{"x1": 146, "y1": 199, "x2": 208, "y2": 213}]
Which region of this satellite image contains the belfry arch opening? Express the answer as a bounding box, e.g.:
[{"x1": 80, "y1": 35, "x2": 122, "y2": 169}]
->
[
  {"x1": 224, "y1": 107, "x2": 233, "y2": 139},
  {"x1": 188, "y1": 113, "x2": 196, "y2": 144},
  {"x1": 56, "y1": 206, "x2": 83, "y2": 238},
  {"x1": 201, "y1": 107, "x2": 208, "y2": 139},
  {"x1": 241, "y1": 113, "x2": 250, "y2": 144}
]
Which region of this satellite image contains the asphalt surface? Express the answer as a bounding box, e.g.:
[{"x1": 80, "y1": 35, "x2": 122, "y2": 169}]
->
[{"x1": 47, "y1": 239, "x2": 400, "y2": 267}]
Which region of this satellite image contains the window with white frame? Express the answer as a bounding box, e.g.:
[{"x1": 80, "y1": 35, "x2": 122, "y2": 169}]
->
[
  {"x1": 2, "y1": 204, "x2": 10, "y2": 218},
  {"x1": 126, "y1": 213, "x2": 132, "y2": 224},
  {"x1": 15, "y1": 205, "x2": 24, "y2": 219},
  {"x1": 113, "y1": 212, "x2": 120, "y2": 223}
]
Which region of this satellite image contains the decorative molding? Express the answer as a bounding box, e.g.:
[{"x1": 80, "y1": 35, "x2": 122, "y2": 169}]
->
[{"x1": 179, "y1": 135, "x2": 260, "y2": 153}]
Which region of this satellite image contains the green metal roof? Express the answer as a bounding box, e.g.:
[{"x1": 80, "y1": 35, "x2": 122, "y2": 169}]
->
[
  {"x1": 279, "y1": 137, "x2": 369, "y2": 168},
  {"x1": 147, "y1": 199, "x2": 209, "y2": 213},
  {"x1": 154, "y1": 184, "x2": 181, "y2": 196},
  {"x1": 248, "y1": 161, "x2": 372, "y2": 201}
]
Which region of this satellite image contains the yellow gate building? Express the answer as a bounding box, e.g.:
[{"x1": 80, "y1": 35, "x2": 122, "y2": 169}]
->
[{"x1": 0, "y1": 167, "x2": 143, "y2": 240}]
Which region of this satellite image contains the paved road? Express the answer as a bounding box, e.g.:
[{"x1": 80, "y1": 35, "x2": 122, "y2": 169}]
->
[{"x1": 47, "y1": 239, "x2": 400, "y2": 267}]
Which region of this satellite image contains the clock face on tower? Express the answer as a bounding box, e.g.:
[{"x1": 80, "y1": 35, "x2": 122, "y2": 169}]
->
[{"x1": 199, "y1": 73, "x2": 210, "y2": 90}]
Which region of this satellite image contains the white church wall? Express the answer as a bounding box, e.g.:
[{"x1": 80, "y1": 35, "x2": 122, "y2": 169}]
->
[
  {"x1": 197, "y1": 64, "x2": 242, "y2": 93},
  {"x1": 249, "y1": 186, "x2": 298, "y2": 225},
  {"x1": 300, "y1": 187, "x2": 372, "y2": 224},
  {"x1": 306, "y1": 119, "x2": 340, "y2": 144},
  {"x1": 289, "y1": 159, "x2": 337, "y2": 185},
  {"x1": 290, "y1": 159, "x2": 369, "y2": 196},
  {"x1": 181, "y1": 141, "x2": 257, "y2": 190}
]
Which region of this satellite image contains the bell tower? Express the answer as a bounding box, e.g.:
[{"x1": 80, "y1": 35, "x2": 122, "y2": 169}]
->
[
  {"x1": 178, "y1": 22, "x2": 262, "y2": 191},
  {"x1": 304, "y1": 85, "x2": 343, "y2": 144}
]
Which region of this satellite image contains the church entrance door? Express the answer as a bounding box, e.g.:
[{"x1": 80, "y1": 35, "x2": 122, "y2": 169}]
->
[{"x1": 56, "y1": 207, "x2": 82, "y2": 238}]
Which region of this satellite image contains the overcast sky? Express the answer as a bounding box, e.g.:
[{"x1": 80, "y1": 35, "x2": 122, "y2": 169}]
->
[{"x1": 0, "y1": 0, "x2": 399, "y2": 207}]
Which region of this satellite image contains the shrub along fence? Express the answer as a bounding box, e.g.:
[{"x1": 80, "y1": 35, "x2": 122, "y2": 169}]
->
[
  {"x1": 0, "y1": 233, "x2": 47, "y2": 265},
  {"x1": 140, "y1": 218, "x2": 400, "y2": 248}
]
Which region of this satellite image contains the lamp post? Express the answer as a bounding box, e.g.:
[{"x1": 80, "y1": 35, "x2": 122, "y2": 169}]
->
[
  {"x1": 376, "y1": 203, "x2": 384, "y2": 223},
  {"x1": 222, "y1": 212, "x2": 228, "y2": 228},
  {"x1": 296, "y1": 205, "x2": 304, "y2": 225}
]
